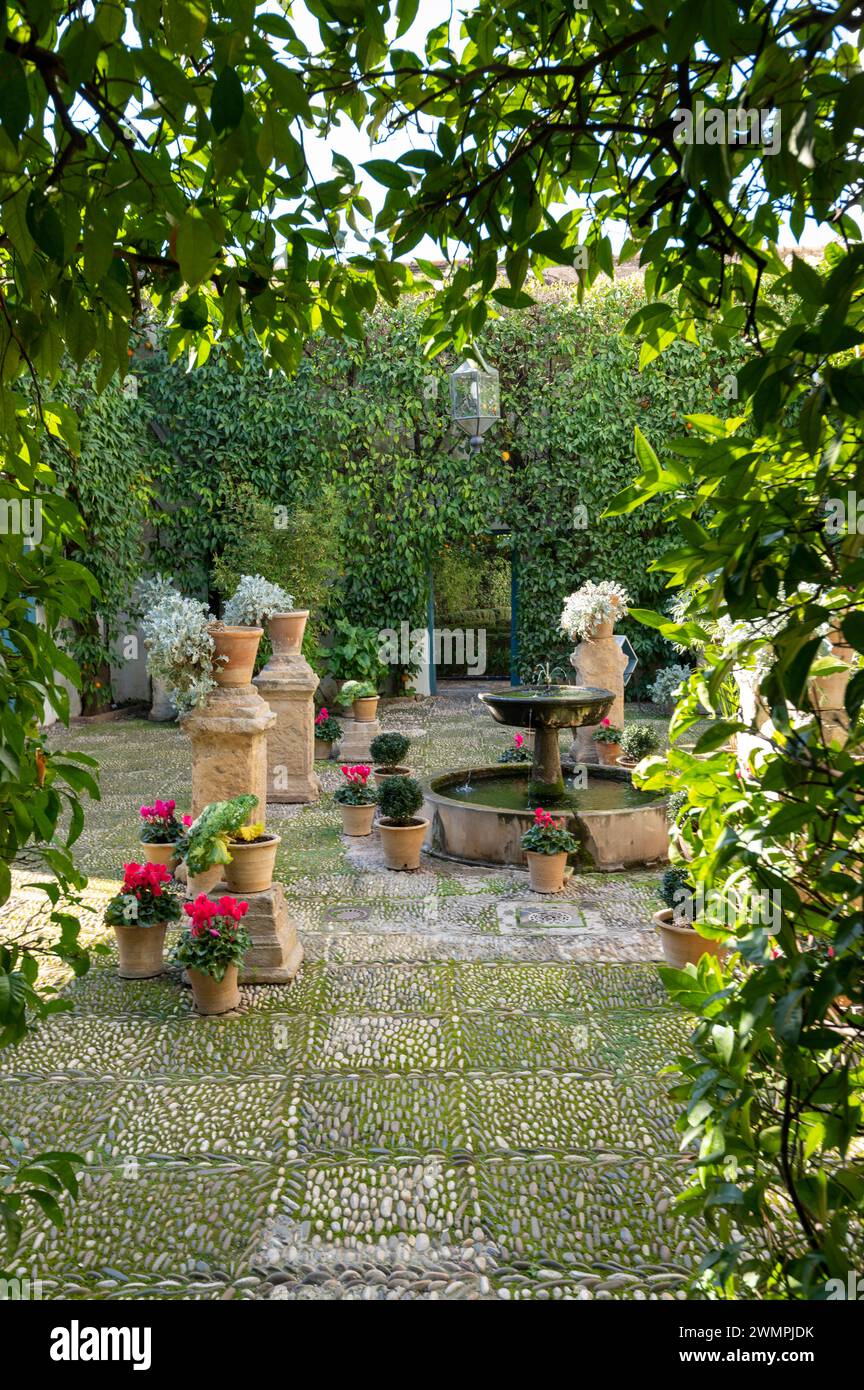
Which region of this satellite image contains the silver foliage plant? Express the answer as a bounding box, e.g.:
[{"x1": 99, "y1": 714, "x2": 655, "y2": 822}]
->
[
  {"x1": 648, "y1": 663, "x2": 693, "y2": 708},
  {"x1": 560, "y1": 580, "x2": 629, "y2": 641},
  {"x1": 140, "y1": 575, "x2": 218, "y2": 714},
  {"x1": 222, "y1": 574, "x2": 294, "y2": 626}
]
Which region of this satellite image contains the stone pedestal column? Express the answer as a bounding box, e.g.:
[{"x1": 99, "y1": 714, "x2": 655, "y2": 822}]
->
[
  {"x1": 565, "y1": 620, "x2": 628, "y2": 766},
  {"x1": 181, "y1": 684, "x2": 276, "y2": 893},
  {"x1": 337, "y1": 716, "x2": 381, "y2": 763},
  {"x1": 253, "y1": 632, "x2": 319, "y2": 804},
  {"x1": 735, "y1": 631, "x2": 854, "y2": 771}
]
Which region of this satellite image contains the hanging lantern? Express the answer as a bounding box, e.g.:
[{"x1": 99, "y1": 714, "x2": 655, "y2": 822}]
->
[{"x1": 449, "y1": 349, "x2": 500, "y2": 449}]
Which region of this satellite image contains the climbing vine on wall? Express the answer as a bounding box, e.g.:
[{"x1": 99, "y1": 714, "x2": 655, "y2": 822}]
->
[
  {"x1": 68, "y1": 279, "x2": 744, "y2": 691},
  {"x1": 49, "y1": 369, "x2": 154, "y2": 711}
]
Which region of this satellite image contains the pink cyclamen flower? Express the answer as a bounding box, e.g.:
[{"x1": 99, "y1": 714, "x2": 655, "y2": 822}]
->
[
  {"x1": 602, "y1": 717, "x2": 610, "y2": 727},
  {"x1": 514, "y1": 733, "x2": 524, "y2": 748},
  {"x1": 182, "y1": 814, "x2": 192, "y2": 826}
]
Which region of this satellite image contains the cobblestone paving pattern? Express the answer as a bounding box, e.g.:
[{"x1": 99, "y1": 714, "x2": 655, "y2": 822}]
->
[{"x1": 0, "y1": 697, "x2": 711, "y2": 1300}]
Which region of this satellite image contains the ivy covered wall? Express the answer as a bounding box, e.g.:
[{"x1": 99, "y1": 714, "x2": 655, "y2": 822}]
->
[{"x1": 73, "y1": 278, "x2": 743, "y2": 699}]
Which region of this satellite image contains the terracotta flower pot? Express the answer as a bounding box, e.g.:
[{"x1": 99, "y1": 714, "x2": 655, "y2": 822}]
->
[
  {"x1": 590, "y1": 618, "x2": 614, "y2": 641},
  {"x1": 268, "y1": 610, "x2": 308, "y2": 656},
  {"x1": 616, "y1": 756, "x2": 638, "y2": 770},
  {"x1": 373, "y1": 765, "x2": 412, "y2": 785},
  {"x1": 653, "y1": 908, "x2": 727, "y2": 970},
  {"x1": 526, "y1": 850, "x2": 568, "y2": 893},
  {"x1": 139, "y1": 840, "x2": 179, "y2": 870},
  {"x1": 595, "y1": 742, "x2": 621, "y2": 766},
  {"x1": 114, "y1": 922, "x2": 168, "y2": 979},
  {"x1": 188, "y1": 964, "x2": 240, "y2": 1015},
  {"x1": 379, "y1": 817, "x2": 429, "y2": 870},
  {"x1": 352, "y1": 696, "x2": 379, "y2": 722},
  {"x1": 339, "y1": 802, "x2": 377, "y2": 836},
  {"x1": 224, "y1": 835, "x2": 281, "y2": 893},
  {"x1": 209, "y1": 625, "x2": 262, "y2": 686},
  {"x1": 315, "y1": 739, "x2": 333, "y2": 760}
]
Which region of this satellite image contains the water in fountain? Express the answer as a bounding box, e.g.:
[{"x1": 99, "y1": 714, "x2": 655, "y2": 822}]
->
[{"x1": 444, "y1": 774, "x2": 653, "y2": 812}]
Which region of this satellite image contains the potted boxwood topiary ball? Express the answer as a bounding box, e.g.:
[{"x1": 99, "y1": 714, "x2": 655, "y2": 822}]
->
[
  {"x1": 652, "y1": 865, "x2": 727, "y2": 969},
  {"x1": 617, "y1": 722, "x2": 662, "y2": 768},
  {"x1": 370, "y1": 731, "x2": 411, "y2": 782},
  {"x1": 376, "y1": 776, "x2": 428, "y2": 870}
]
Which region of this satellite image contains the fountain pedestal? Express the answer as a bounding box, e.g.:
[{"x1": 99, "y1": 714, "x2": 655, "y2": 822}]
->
[
  {"x1": 530, "y1": 726, "x2": 565, "y2": 800},
  {"x1": 565, "y1": 621, "x2": 628, "y2": 767}
]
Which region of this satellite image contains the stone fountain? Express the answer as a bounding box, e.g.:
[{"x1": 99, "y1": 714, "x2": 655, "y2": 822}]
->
[
  {"x1": 479, "y1": 682, "x2": 614, "y2": 799},
  {"x1": 423, "y1": 670, "x2": 668, "y2": 872}
]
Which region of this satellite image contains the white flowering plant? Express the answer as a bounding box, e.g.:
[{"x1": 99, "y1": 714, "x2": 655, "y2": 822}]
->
[
  {"x1": 560, "y1": 580, "x2": 629, "y2": 641},
  {"x1": 648, "y1": 663, "x2": 693, "y2": 709},
  {"x1": 141, "y1": 582, "x2": 220, "y2": 714},
  {"x1": 223, "y1": 574, "x2": 294, "y2": 626}
]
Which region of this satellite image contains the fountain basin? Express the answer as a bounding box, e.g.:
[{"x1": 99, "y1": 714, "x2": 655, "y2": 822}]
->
[
  {"x1": 423, "y1": 764, "x2": 668, "y2": 871},
  {"x1": 479, "y1": 684, "x2": 614, "y2": 729}
]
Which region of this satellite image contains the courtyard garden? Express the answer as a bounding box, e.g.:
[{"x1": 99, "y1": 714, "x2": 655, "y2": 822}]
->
[{"x1": 1, "y1": 0, "x2": 862, "y2": 1340}]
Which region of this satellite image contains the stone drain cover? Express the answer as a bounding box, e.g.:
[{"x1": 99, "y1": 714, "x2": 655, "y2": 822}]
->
[{"x1": 323, "y1": 906, "x2": 373, "y2": 923}]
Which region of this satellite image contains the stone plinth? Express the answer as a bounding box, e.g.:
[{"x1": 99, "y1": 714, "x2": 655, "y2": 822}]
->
[
  {"x1": 337, "y1": 716, "x2": 381, "y2": 763},
  {"x1": 181, "y1": 684, "x2": 276, "y2": 893},
  {"x1": 206, "y1": 880, "x2": 304, "y2": 984},
  {"x1": 564, "y1": 621, "x2": 628, "y2": 766},
  {"x1": 254, "y1": 648, "x2": 320, "y2": 804}
]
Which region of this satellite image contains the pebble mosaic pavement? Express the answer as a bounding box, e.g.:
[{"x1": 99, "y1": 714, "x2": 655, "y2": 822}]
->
[{"x1": 1, "y1": 695, "x2": 713, "y2": 1300}]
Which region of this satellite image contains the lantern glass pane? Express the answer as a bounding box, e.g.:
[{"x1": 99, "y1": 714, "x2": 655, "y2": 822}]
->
[
  {"x1": 450, "y1": 369, "x2": 480, "y2": 422},
  {"x1": 477, "y1": 370, "x2": 500, "y2": 422}
]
